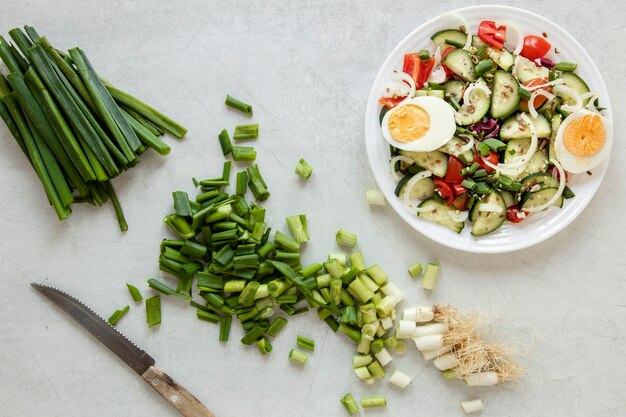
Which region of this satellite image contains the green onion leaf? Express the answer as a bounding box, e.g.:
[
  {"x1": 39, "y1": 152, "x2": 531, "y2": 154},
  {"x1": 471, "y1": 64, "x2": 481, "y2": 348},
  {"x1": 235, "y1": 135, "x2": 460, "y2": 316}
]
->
[
  {"x1": 422, "y1": 263, "x2": 440, "y2": 290},
  {"x1": 297, "y1": 335, "x2": 315, "y2": 352},
  {"x1": 145, "y1": 295, "x2": 161, "y2": 328},
  {"x1": 233, "y1": 124, "x2": 258, "y2": 141},
  {"x1": 288, "y1": 349, "x2": 308, "y2": 366},
  {"x1": 107, "y1": 305, "x2": 130, "y2": 326},
  {"x1": 232, "y1": 146, "x2": 257, "y2": 161},
  {"x1": 295, "y1": 158, "x2": 313, "y2": 179},
  {"x1": 336, "y1": 228, "x2": 357, "y2": 248},
  {"x1": 126, "y1": 283, "x2": 143, "y2": 302},
  {"x1": 340, "y1": 393, "x2": 359, "y2": 416},
  {"x1": 225, "y1": 95, "x2": 253, "y2": 116}
]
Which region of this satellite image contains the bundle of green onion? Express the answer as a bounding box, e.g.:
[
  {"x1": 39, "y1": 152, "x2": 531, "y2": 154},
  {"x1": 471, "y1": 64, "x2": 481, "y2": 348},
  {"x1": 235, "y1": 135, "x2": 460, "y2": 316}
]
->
[{"x1": 0, "y1": 26, "x2": 186, "y2": 229}]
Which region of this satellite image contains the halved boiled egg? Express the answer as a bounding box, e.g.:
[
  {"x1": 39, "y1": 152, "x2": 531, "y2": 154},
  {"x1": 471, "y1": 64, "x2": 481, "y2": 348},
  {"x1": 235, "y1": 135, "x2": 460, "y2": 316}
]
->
[
  {"x1": 381, "y1": 96, "x2": 456, "y2": 152},
  {"x1": 554, "y1": 109, "x2": 613, "y2": 173}
]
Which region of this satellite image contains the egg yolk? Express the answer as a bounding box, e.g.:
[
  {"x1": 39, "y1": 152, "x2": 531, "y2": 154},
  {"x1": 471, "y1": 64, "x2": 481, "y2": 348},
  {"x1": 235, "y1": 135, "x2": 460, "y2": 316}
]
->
[
  {"x1": 388, "y1": 104, "x2": 430, "y2": 142},
  {"x1": 563, "y1": 113, "x2": 606, "y2": 157}
]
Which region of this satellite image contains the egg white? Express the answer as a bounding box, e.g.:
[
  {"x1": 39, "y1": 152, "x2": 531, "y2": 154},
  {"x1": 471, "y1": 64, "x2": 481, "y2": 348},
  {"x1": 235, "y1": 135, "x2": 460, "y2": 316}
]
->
[
  {"x1": 381, "y1": 96, "x2": 456, "y2": 152},
  {"x1": 554, "y1": 109, "x2": 613, "y2": 173}
]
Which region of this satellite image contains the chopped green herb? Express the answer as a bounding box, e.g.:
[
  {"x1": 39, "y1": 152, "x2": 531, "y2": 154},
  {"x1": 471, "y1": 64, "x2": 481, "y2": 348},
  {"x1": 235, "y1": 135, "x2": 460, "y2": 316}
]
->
[
  {"x1": 126, "y1": 284, "x2": 143, "y2": 302},
  {"x1": 145, "y1": 295, "x2": 161, "y2": 328},
  {"x1": 297, "y1": 335, "x2": 315, "y2": 351},
  {"x1": 225, "y1": 95, "x2": 253, "y2": 116},
  {"x1": 422, "y1": 263, "x2": 440, "y2": 290},
  {"x1": 107, "y1": 305, "x2": 130, "y2": 326},
  {"x1": 340, "y1": 393, "x2": 359, "y2": 416},
  {"x1": 233, "y1": 124, "x2": 258, "y2": 141},
  {"x1": 336, "y1": 228, "x2": 357, "y2": 248},
  {"x1": 288, "y1": 349, "x2": 308, "y2": 366},
  {"x1": 295, "y1": 158, "x2": 313, "y2": 179}
]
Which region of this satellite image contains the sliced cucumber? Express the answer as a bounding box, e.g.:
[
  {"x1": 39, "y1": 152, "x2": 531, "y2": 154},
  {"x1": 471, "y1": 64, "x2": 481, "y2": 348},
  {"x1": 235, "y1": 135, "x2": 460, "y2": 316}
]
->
[
  {"x1": 548, "y1": 114, "x2": 562, "y2": 165},
  {"x1": 559, "y1": 72, "x2": 590, "y2": 105},
  {"x1": 471, "y1": 190, "x2": 507, "y2": 236},
  {"x1": 520, "y1": 172, "x2": 560, "y2": 190},
  {"x1": 431, "y1": 29, "x2": 467, "y2": 49},
  {"x1": 524, "y1": 150, "x2": 548, "y2": 176},
  {"x1": 442, "y1": 49, "x2": 476, "y2": 82},
  {"x1": 520, "y1": 187, "x2": 563, "y2": 210},
  {"x1": 513, "y1": 56, "x2": 549, "y2": 83},
  {"x1": 444, "y1": 80, "x2": 465, "y2": 102},
  {"x1": 490, "y1": 71, "x2": 520, "y2": 119},
  {"x1": 455, "y1": 81, "x2": 491, "y2": 126},
  {"x1": 504, "y1": 138, "x2": 530, "y2": 163},
  {"x1": 500, "y1": 112, "x2": 552, "y2": 139},
  {"x1": 417, "y1": 199, "x2": 465, "y2": 233},
  {"x1": 398, "y1": 176, "x2": 435, "y2": 200},
  {"x1": 399, "y1": 150, "x2": 448, "y2": 178},
  {"x1": 438, "y1": 136, "x2": 474, "y2": 164},
  {"x1": 415, "y1": 89, "x2": 445, "y2": 99},
  {"x1": 502, "y1": 139, "x2": 547, "y2": 179},
  {"x1": 500, "y1": 190, "x2": 515, "y2": 207},
  {"x1": 472, "y1": 35, "x2": 486, "y2": 49},
  {"x1": 486, "y1": 47, "x2": 514, "y2": 71}
]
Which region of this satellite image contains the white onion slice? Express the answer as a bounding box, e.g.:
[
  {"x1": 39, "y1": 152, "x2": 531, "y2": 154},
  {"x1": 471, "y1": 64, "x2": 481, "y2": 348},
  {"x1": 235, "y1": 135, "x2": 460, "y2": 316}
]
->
[
  {"x1": 428, "y1": 66, "x2": 447, "y2": 84},
  {"x1": 440, "y1": 13, "x2": 472, "y2": 50},
  {"x1": 503, "y1": 21, "x2": 524, "y2": 55},
  {"x1": 433, "y1": 46, "x2": 442, "y2": 68},
  {"x1": 384, "y1": 70, "x2": 415, "y2": 99},
  {"x1": 478, "y1": 203, "x2": 504, "y2": 213},
  {"x1": 511, "y1": 55, "x2": 522, "y2": 79},
  {"x1": 484, "y1": 113, "x2": 538, "y2": 175},
  {"x1": 581, "y1": 92, "x2": 603, "y2": 112},
  {"x1": 389, "y1": 156, "x2": 415, "y2": 182},
  {"x1": 554, "y1": 84, "x2": 582, "y2": 113},
  {"x1": 524, "y1": 158, "x2": 566, "y2": 213},
  {"x1": 462, "y1": 83, "x2": 492, "y2": 104},
  {"x1": 402, "y1": 170, "x2": 433, "y2": 208},
  {"x1": 528, "y1": 89, "x2": 555, "y2": 118},
  {"x1": 448, "y1": 210, "x2": 469, "y2": 222},
  {"x1": 524, "y1": 78, "x2": 564, "y2": 91},
  {"x1": 457, "y1": 134, "x2": 475, "y2": 153}
]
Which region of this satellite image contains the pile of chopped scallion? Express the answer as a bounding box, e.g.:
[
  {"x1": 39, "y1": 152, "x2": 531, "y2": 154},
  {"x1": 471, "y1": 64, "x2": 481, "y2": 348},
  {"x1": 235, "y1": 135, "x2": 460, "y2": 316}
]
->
[{"x1": 0, "y1": 26, "x2": 186, "y2": 228}]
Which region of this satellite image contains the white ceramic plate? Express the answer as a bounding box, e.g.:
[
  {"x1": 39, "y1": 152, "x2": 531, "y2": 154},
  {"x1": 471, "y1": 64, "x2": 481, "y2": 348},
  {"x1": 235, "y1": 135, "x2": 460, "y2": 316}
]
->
[{"x1": 364, "y1": 5, "x2": 613, "y2": 253}]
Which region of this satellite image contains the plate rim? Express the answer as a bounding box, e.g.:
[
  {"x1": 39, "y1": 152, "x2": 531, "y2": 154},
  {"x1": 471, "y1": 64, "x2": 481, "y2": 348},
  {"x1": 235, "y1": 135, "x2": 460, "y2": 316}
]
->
[{"x1": 364, "y1": 4, "x2": 613, "y2": 254}]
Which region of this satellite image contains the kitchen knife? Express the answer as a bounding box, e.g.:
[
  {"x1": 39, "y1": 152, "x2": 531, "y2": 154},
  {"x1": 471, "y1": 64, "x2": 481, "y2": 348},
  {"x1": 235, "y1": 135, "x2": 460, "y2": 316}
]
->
[{"x1": 31, "y1": 283, "x2": 215, "y2": 417}]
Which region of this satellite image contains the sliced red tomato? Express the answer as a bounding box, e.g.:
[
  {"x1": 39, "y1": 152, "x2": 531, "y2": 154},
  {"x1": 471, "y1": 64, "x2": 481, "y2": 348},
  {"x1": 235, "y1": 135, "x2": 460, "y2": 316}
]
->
[
  {"x1": 478, "y1": 20, "x2": 507, "y2": 50},
  {"x1": 403, "y1": 53, "x2": 435, "y2": 89},
  {"x1": 433, "y1": 178, "x2": 455, "y2": 205},
  {"x1": 452, "y1": 192, "x2": 470, "y2": 211},
  {"x1": 452, "y1": 184, "x2": 467, "y2": 195},
  {"x1": 520, "y1": 78, "x2": 551, "y2": 111},
  {"x1": 473, "y1": 149, "x2": 499, "y2": 173},
  {"x1": 445, "y1": 155, "x2": 466, "y2": 184},
  {"x1": 506, "y1": 206, "x2": 528, "y2": 223},
  {"x1": 440, "y1": 47, "x2": 456, "y2": 78},
  {"x1": 520, "y1": 35, "x2": 551, "y2": 61},
  {"x1": 378, "y1": 96, "x2": 405, "y2": 109},
  {"x1": 550, "y1": 166, "x2": 569, "y2": 182}
]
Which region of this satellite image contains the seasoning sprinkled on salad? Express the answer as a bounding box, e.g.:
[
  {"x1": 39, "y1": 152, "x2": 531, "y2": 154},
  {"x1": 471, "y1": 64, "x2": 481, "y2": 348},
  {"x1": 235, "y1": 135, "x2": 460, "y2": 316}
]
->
[{"x1": 379, "y1": 15, "x2": 613, "y2": 236}]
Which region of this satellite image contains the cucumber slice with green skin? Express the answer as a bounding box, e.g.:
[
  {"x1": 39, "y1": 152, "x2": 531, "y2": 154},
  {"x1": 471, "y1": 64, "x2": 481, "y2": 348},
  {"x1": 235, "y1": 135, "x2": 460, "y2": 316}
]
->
[
  {"x1": 431, "y1": 29, "x2": 467, "y2": 49},
  {"x1": 438, "y1": 136, "x2": 474, "y2": 164},
  {"x1": 548, "y1": 114, "x2": 562, "y2": 165},
  {"x1": 490, "y1": 71, "x2": 520, "y2": 119},
  {"x1": 399, "y1": 150, "x2": 448, "y2": 178},
  {"x1": 502, "y1": 139, "x2": 547, "y2": 179},
  {"x1": 500, "y1": 112, "x2": 552, "y2": 139},
  {"x1": 455, "y1": 82, "x2": 491, "y2": 126},
  {"x1": 504, "y1": 138, "x2": 530, "y2": 163},
  {"x1": 415, "y1": 89, "x2": 445, "y2": 99},
  {"x1": 520, "y1": 187, "x2": 563, "y2": 210},
  {"x1": 500, "y1": 190, "x2": 515, "y2": 207},
  {"x1": 443, "y1": 80, "x2": 465, "y2": 102},
  {"x1": 559, "y1": 72, "x2": 590, "y2": 105},
  {"x1": 395, "y1": 175, "x2": 435, "y2": 200},
  {"x1": 472, "y1": 38, "x2": 515, "y2": 71},
  {"x1": 442, "y1": 49, "x2": 476, "y2": 82},
  {"x1": 514, "y1": 56, "x2": 549, "y2": 82},
  {"x1": 471, "y1": 190, "x2": 507, "y2": 236},
  {"x1": 417, "y1": 199, "x2": 465, "y2": 233},
  {"x1": 520, "y1": 172, "x2": 560, "y2": 190},
  {"x1": 524, "y1": 150, "x2": 548, "y2": 176},
  {"x1": 379, "y1": 106, "x2": 390, "y2": 126}
]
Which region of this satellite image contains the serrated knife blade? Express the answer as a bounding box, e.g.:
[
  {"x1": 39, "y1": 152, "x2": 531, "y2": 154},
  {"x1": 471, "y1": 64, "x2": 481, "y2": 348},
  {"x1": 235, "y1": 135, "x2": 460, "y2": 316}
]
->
[{"x1": 32, "y1": 283, "x2": 215, "y2": 417}]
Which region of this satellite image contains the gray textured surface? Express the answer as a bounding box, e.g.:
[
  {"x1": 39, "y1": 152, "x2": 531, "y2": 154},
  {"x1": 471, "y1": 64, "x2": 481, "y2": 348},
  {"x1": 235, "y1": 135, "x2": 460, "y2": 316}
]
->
[{"x1": 1, "y1": 1, "x2": 625, "y2": 416}]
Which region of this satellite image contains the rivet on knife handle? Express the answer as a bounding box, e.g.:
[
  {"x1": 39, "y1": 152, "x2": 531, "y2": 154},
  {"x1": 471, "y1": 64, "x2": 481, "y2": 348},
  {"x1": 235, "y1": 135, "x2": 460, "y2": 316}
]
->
[{"x1": 142, "y1": 366, "x2": 216, "y2": 417}]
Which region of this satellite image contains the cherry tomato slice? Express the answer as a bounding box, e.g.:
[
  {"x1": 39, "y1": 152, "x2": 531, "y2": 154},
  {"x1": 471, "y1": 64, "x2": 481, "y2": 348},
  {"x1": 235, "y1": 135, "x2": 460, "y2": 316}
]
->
[
  {"x1": 478, "y1": 20, "x2": 507, "y2": 50},
  {"x1": 440, "y1": 47, "x2": 456, "y2": 78},
  {"x1": 378, "y1": 96, "x2": 405, "y2": 109},
  {"x1": 433, "y1": 178, "x2": 455, "y2": 205},
  {"x1": 520, "y1": 35, "x2": 552, "y2": 61},
  {"x1": 445, "y1": 155, "x2": 466, "y2": 184},
  {"x1": 506, "y1": 206, "x2": 528, "y2": 223},
  {"x1": 452, "y1": 191, "x2": 470, "y2": 211},
  {"x1": 473, "y1": 149, "x2": 499, "y2": 173},
  {"x1": 520, "y1": 78, "x2": 551, "y2": 111}
]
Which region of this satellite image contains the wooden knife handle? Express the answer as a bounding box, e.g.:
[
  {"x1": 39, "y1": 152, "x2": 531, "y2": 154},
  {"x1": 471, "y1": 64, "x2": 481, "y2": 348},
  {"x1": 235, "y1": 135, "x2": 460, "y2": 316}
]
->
[{"x1": 142, "y1": 365, "x2": 216, "y2": 417}]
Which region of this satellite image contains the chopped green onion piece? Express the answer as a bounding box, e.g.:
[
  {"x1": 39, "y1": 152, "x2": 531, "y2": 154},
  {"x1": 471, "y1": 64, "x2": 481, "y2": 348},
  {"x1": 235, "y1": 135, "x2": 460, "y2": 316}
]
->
[
  {"x1": 367, "y1": 360, "x2": 385, "y2": 379},
  {"x1": 477, "y1": 142, "x2": 490, "y2": 157},
  {"x1": 449, "y1": 97, "x2": 461, "y2": 111},
  {"x1": 366, "y1": 189, "x2": 387, "y2": 206},
  {"x1": 288, "y1": 349, "x2": 308, "y2": 366},
  {"x1": 475, "y1": 182, "x2": 490, "y2": 195},
  {"x1": 219, "y1": 315, "x2": 232, "y2": 341},
  {"x1": 286, "y1": 214, "x2": 309, "y2": 243},
  {"x1": 294, "y1": 158, "x2": 313, "y2": 179},
  {"x1": 354, "y1": 366, "x2": 371, "y2": 380},
  {"x1": 336, "y1": 228, "x2": 357, "y2": 248},
  {"x1": 180, "y1": 240, "x2": 207, "y2": 259},
  {"x1": 274, "y1": 230, "x2": 300, "y2": 252},
  {"x1": 340, "y1": 393, "x2": 359, "y2": 416},
  {"x1": 232, "y1": 146, "x2": 257, "y2": 161},
  {"x1": 330, "y1": 278, "x2": 342, "y2": 305},
  {"x1": 473, "y1": 169, "x2": 487, "y2": 179},
  {"x1": 461, "y1": 179, "x2": 477, "y2": 190},
  {"x1": 241, "y1": 324, "x2": 267, "y2": 345},
  {"x1": 518, "y1": 87, "x2": 532, "y2": 100},
  {"x1": 370, "y1": 338, "x2": 384, "y2": 354},
  {"x1": 338, "y1": 323, "x2": 361, "y2": 343},
  {"x1": 145, "y1": 295, "x2": 161, "y2": 328},
  {"x1": 297, "y1": 335, "x2": 315, "y2": 351},
  {"x1": 418, "y1": 49, "x2": 431, "y2": 60},
  {"x1": 445, "y1": 38, "x2": 465, "y2": 48},
  {"x1": 172, "y1": 191, "x2": 192, "y2": 217},
  {"x1": 395, "y1": 341, "x2": 407, "y2": 354},
  {"x1": 474, "y1": 59, "x2": 494, "y2": 78},
  {"x1": 483, "y1": 138, "x2": 507, "y2": 152},
  {"x1": 239, "y1": 281, "x2": 260, "y2": 306},
  {"x1": 555, "y1": 61, "x2": 577, "y2": 72},
  {"x1": 218, "y1": 129, "x2": 232, "y2": 155},
  {"x1": 353, "y1": 354, "x2": 373, "y2": 368},
  {"x1": 408, "y1": 262, "x2": 423, "y2": 278},
  {"x1": 349, "y1": 252, "x2": 366, "y2": 271},
  {"x1": 375, "y1": 295, "x2": 396, "y2": 317},
  {"x1": 107, "y1": 305, "x2": 130, "y2": 326},
  {"x1": 222, "y1": 160, "x2": 232, "y2": 182},
  {"x1": 225, "y1": 94, "x2": 253, "y2": 116},
  {"x1": 236, "y1": 171, "x2": 248, "y2": 196},
  {"x1": 265, "y1": 316, "x2": 288, "y2": 337},
  {"x1": 247, "y1": 164, "x2": 269, "y2": 201},
  {"x1": 441, "y1": 368, "x2": 457, "y2": 380},
  {"x1": 365, "y1": 264, "x2": 388, "y2": 285},
  {"x1": 348, "y1": 278, "x2": 374, "y2": 304},
  {"x1": 126, "y1": 284, "x2": 143, "y2": 302},
  {"x1": 256, "y1": 337, "x2": 273, "y2": 355},
  {"x1": 361, "y1": 396, "x2": 386, "y2": 408},
  {"x1": 233, "y1": 124, "x2": 258, "y2": 141},
  {"x1": 147, "y1": 278, "x2": 192, "y2": 300},
  {"x1": 103, "y1": 182, "x2": 128, "y2": 232},
  {"x1": 196, "y1": 309, "x2": 220, "y2": 323},
  {"x1": 422, "y1": 263, "x2": 440, "y2": 290}
]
